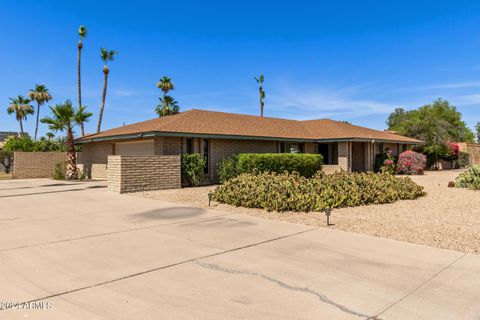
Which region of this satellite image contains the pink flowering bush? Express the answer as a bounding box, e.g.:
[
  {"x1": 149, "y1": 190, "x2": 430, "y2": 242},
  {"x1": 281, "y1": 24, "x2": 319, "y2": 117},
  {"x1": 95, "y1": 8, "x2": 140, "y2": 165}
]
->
[
  {"x1": 446, "y1": 142, "x2": 460, "y2": 160},
  {"x1": 396, "y1": 150, "x2": 427, "y2": 175},
  {"x1": 381, "y1": 157, "x2": 396, "y2": 175}
]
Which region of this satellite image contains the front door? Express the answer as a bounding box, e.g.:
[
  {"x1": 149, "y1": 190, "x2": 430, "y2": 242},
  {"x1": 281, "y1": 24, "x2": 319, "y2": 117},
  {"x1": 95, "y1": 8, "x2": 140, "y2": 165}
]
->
[{"x1": 351, "y1": 142, "x2": 365, "y2": 172}]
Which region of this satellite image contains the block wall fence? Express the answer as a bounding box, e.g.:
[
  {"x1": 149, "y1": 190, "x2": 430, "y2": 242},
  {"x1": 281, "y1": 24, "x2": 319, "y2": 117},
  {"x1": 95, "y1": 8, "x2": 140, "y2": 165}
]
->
[
  {"x1": 107, "y1": 155, "x2": 181, "y2": 193},
  {"x1": 13, "y1": 152, "x2": 66, "y2": 179}
]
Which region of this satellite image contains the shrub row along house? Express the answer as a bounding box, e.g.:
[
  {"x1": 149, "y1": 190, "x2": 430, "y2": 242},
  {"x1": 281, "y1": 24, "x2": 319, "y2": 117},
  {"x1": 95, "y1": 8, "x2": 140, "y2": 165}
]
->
[{"x1": 76, "y1": 109, "x2": 423, "y2": 181}]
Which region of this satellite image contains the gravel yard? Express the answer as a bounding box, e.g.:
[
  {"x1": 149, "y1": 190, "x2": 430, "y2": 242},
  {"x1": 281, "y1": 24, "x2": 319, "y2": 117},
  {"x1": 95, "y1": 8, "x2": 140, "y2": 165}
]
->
[{"x1": 134, "y1": 169, "x2": 480, "y2": 254}]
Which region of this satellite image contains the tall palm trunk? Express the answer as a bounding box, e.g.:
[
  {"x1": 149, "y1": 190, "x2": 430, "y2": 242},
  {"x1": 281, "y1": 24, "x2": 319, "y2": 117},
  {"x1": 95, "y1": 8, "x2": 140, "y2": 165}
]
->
[
  {"x1": 19, "y1": 118, "x2": 24, "y2": 134},
  {"x1": 34, "y1": 102, "x2": 40, "y2": 140},
  {"x1": 97, "y1": 67, "x2": 109, "y2": 133},
  {"x1": 65, "y1": 128, "x2": 78, "y2": 180},
  {"x1": 78, "y1": 41, "x2": 85, "y2": 136},
  {"x1": 259, "y1": 84, "x2": 264, "y2": 117}
]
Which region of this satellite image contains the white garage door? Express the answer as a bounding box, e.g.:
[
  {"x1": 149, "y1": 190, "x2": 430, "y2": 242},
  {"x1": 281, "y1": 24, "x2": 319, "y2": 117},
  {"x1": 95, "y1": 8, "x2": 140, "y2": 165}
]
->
[{"x1": 115, "y1": 140, "x2": 155, "y2": 155}]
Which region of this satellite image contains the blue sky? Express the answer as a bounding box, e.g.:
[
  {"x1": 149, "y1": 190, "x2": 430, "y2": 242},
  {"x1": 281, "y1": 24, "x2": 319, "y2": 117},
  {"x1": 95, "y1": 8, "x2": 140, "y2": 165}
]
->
[{"x1": 1, "y1": 0, "x2": 480, "y2": 137}]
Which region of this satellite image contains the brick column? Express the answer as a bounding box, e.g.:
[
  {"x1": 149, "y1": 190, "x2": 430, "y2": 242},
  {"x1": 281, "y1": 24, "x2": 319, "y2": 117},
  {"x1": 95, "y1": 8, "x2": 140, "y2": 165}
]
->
[{"x1": 337, "y1": 142, "x2": 351, "y2": 172}]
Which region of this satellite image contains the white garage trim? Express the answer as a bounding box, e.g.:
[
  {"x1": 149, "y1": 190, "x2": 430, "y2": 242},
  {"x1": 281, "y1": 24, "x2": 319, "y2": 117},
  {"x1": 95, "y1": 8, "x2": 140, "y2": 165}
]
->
[{"x1": 115, "y1": 140, "x2": 155, "y2": 156}]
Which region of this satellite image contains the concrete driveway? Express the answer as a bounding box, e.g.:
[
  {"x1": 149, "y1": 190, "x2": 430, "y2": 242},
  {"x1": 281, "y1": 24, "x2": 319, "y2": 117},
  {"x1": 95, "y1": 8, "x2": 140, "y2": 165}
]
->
[{"x1": 0, "y1": 179, "x2": 479, "y2": 320}]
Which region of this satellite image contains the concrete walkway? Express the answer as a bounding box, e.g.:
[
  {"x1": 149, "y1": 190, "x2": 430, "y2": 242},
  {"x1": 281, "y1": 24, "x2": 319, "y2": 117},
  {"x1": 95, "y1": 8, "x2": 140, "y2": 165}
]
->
[{"x1": 0, "y1": 179, "x2": 479, "y2": 319}]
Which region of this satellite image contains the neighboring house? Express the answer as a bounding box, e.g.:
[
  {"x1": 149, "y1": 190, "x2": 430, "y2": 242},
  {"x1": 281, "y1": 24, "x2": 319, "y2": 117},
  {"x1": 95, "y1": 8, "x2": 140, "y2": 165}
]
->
[
  {"x1": 76, "y1": 109, "x2": 423, "y2": 180},
  {"x1": 0, "y1": 131, "x2": 23, "y2": 150}
]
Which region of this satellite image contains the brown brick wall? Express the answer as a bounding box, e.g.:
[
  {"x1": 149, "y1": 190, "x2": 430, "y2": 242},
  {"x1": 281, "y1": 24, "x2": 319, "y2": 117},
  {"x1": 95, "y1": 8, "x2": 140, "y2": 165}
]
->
[
  {"x1": 13, "y1": 152, "x2": 66, "y2": 179},
  {"x1": 107, "y1": 155, "x2": 181, "y2": 193},
  {"x1": 458, "y1": 142, "x2": 480, "y2": 165},
  {"x1": 77, "y1": 141, "x2": 114, "y2": 179},
  {"x1": 208, "y1": 139, "x2": 278, "y2": 181},
  {"x1": 163, "y1": 137, "x2": 182, "y2": 155}
]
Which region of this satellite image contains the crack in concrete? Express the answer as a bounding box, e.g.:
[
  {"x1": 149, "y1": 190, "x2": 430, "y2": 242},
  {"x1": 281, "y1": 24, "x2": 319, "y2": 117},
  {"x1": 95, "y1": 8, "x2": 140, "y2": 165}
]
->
[
  {"x1": 6, "y1": 227, "x2": 318, "y2": 311},
  {"x1": 193, "y1": 260, "x2": 377, "y2": 319}
]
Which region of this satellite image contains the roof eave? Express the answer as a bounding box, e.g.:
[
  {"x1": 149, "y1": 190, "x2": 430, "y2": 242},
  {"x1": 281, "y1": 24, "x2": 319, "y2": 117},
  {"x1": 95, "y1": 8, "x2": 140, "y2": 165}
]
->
[{"x1": 76, "y1": 131, "x2": 424, "y2": 145}]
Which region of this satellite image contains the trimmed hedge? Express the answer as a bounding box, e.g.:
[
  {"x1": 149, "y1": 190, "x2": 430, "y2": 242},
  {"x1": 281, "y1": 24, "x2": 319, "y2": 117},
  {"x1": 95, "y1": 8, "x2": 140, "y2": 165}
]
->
[
  {"x1": 181, "y1": 153, "x2": 205, "y2": 187},
  {"x1": 217, "y1": 153, "x2": 323, "y2": 183},
  {"x1": 213, "y1": 171, "x2": 426, "y2": 212},
  {"x1": 455, "y1": 165, "x2": 480, "y2": 190}
]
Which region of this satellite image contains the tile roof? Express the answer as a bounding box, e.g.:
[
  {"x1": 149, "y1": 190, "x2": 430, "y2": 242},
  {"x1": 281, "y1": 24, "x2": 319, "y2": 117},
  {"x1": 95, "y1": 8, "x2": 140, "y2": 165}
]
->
[{"x1": 79, "y1": 109, "x2": 423, "y2": 144}]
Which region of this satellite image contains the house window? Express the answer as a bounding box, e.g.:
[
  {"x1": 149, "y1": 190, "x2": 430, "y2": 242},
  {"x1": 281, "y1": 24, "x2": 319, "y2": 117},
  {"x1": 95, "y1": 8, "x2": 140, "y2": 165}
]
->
[
  {"x1": 318, "y1": 144, "x2": 330, "y2": 164},
  {"x1": 375, "y1": 143, "x2": 384, "y2": 155},
  {"x1": 186, "y1": 138, "x2": 193, "y2": 154},
  {"x1": 401, "y1": 144, "x2": 407, "y2": 152},
  {"x1": 203, "y1": 139, "x2": 209, "y2": 174},
  {"x1": 279, "y1": 142, "x2": 303, "y2": 154}
]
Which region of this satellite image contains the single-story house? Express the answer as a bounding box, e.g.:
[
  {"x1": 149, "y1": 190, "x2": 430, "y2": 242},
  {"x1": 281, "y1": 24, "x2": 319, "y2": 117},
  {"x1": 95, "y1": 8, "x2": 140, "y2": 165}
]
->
[{"x1": 76, "y1": 109, "x2": 423, "y2": 180}]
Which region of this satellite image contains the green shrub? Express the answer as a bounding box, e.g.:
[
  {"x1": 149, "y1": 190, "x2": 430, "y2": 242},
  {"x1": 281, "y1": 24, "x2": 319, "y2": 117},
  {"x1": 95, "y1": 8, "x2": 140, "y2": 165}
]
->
[
  {"x1": 217, "y1": 153, "x2": 323, "y2": 183},
  {"x1": 217, "y1": 156, "x2": 239, "y2": 183},
  {"x1": 181, "y1": 153, "x2": 206, "y2": 187},
  {"x1": 213, "y1": 171, "x2": 426, "y2": 212},
  {"x1": 53, "y1": 161, "x2": 66, "y2": 180},
  {"x1": 455, "y1": 165, "x2": 480, "y2": 190},
  {"x1": 3, "y1": 135, "x2": 73, "y2": 152},
  {"x1": 455, "y1": 152, "x2": 470, "y2": 168},
  {"x1": 3, "y1": 135, "x2": 34, "y2": 152},
  {"x1": 375, "y1": 153, "x2": 397, "y2": 174}
]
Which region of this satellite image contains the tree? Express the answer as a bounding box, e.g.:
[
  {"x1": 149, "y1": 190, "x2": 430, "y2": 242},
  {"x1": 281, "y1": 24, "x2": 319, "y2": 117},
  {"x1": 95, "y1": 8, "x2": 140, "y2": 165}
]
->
[
  {"x1": 387, "y1": 99, "x2": 474, "y2": 144},
  {"x1": 97, "y1": 48, "x2": 117, "y2": 133},
  {"x1": 76, "y1": 105, "x2": 91, "y2": 134},
  {"x1": 28, "y1": 84, "x2": 52, "y2": 141},
  {"x1": 156, "y1": 76, "x2": 175, "y2": 94},
  {"x1": 254, "y1": 74, "x2": 265, "y2": 117},
  {"x1": 155, "y1": 76, "x2": 180, "y2": 116},
  {"x1": 0, "y1": 150, "x2": 13, "y2": 174},
  {"x1": 7, "y1": 95, "x2": 34, "y2": 134},
  {"x1": 387, "y1": 99, "x2": 474, "y2": 166},
  {"x1": 41, "y1": 100, "x2": 92, "y2": 180},
  {"x1": 155, "y1": 95, "x2": 180, "y2": 117},
  {"x1": 46, "y1": 132, "x2": 55, "y2": 140},
  {"x1": 386, "y1": 108, "x2": 408, "y2": 130},
  {"x1": 476, "y1": 122, "x2": 480, "y2": 143},
  {"x1": 77, "y1": 25, "x2": 87, "y2": 136}
]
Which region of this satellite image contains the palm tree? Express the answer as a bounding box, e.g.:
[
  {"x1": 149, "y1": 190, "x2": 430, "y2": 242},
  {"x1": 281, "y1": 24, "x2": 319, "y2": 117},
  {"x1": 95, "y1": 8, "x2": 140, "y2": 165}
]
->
[
  {"x1": 41, "y1": 100, "x2": 92, "y2": 180},
  {"x1": 97, "y1": 48, "x2": 117, "y2": 133},
  {"x1": 155, "y1": 95, "x2": 180, "y2": 117},
  {"x1": 76, "y1": 105, "x2": 92, "y2": 134},
  {"x1": 7, "y1": 95, "x2": 34, "y2": 134},
  {"x1": 45, "y1": 132, "x2": 55, "y2": 140},
  {"x1": 28, "y1": 84, "x2": 52, "y2": 140},
  {"x1": 77, "y1": 25, "x2": 87, "y2": 136},
  {"x1": 156, "y1": 76, "x2": 175, "y2": 95},
  {"x1": 155, "y1": 76, "x2": 180, "y2": 116},
  {"x1": 254, "y1": 74, "x2": 265, "y2": 117}
]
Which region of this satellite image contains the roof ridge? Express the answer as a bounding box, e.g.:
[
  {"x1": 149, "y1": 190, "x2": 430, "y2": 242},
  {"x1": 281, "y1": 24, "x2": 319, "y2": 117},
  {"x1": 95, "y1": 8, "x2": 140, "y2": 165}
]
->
[{"x1": 189, "y1": 108, "x2": 302, "y2": 122}]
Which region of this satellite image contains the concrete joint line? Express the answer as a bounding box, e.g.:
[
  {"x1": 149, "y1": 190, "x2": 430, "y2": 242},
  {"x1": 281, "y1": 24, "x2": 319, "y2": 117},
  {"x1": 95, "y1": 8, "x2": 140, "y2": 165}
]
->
[
  {"x1": 0, "y1": 213, "x2": 234, "y2": 253},
  {"x1": 373, "y1": 253, "x2": 468, "y2": 318},
  {"x1": 8, "y1": 227, "x2": 318, "y2": 309},
  {"x1": 193, "y1": 260, "x2": 376, "y2": 319}
]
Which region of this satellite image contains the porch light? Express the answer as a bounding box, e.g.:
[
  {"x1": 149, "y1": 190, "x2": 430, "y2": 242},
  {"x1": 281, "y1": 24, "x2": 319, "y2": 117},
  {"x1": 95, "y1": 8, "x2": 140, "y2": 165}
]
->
[
  {"x1": 324, "y1": 208, "x2": 332, "y2": 226},
  {"x1": 208, "y1": 191, "x2": 213, "y2": 206}
]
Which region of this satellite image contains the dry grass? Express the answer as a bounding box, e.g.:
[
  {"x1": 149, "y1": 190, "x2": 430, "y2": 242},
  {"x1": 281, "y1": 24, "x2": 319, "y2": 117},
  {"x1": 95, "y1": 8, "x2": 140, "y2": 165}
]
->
[{"x1": 135, "y1": 169, "x2": 480, "y2": 254}]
